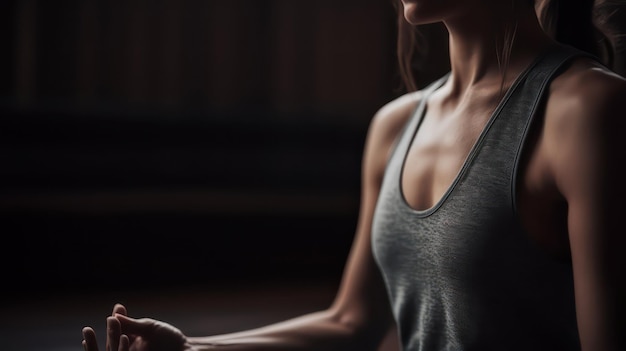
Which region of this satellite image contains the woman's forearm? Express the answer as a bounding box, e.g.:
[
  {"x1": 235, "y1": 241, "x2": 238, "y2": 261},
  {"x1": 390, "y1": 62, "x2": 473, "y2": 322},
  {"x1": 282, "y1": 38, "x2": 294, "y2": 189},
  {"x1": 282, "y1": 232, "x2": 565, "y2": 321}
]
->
[{"x1": 187, "y1": 309, "x2": 384, "y2": 351}]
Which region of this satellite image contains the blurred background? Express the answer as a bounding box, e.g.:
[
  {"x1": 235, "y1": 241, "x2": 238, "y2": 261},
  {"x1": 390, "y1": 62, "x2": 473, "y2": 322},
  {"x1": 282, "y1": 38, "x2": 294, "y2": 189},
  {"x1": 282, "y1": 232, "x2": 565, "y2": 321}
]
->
[
  {"x1": 0, "y1": 1, "x2": 450, "y2": 350},
  {"x1": 3, "y1": 1, "x2": 625, "y2": 350},
  {"x1": 1, "y1": 0, "x2": 451, "y2": 296}
]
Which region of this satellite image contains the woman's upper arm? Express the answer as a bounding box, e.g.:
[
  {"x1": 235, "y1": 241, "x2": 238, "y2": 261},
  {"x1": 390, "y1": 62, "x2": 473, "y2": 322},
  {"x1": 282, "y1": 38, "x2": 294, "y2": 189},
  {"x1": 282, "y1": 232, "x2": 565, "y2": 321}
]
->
[
  {"x1": 328, "y1": 92, "x2": 422, "y2": 345},
  {"x1": 547, "y1": 68, "x2": 626, "y2": 351}
]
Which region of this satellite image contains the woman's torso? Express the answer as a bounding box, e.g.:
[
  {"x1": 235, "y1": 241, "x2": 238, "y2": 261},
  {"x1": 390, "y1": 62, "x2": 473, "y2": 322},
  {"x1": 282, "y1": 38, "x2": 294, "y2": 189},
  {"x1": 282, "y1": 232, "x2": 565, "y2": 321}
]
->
[{"x1": 371, "y1": 43, "x2": 599, "y2": 351}]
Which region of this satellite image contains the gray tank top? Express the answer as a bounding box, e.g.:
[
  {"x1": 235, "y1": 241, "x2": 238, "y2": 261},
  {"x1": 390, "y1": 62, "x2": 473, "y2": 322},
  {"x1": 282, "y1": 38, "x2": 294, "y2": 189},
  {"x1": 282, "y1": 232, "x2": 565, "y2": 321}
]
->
[{"x1": 372, "y1": 44, "x2": 595, "y2": 351}]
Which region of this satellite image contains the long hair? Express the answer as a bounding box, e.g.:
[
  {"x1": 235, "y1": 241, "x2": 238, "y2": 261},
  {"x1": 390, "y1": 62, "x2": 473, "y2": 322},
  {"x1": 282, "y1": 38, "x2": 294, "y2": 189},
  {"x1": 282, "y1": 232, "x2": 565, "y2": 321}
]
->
[
  {"x1": 537, "y1": 0, "x2": 615, "y2": 67},
  {"x1": 394, "y1": 0, "x2": 621, "y2": 93},
  {"x1": 392, "y1": 0, "x2": 423, "y2": 92}
]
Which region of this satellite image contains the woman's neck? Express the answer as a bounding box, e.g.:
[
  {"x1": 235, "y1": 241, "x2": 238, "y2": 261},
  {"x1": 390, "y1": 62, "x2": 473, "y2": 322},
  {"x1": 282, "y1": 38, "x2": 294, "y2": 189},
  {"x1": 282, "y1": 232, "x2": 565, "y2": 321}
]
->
[{"x1": 442, "y1": 4, "x2": 554, "y2": 101}]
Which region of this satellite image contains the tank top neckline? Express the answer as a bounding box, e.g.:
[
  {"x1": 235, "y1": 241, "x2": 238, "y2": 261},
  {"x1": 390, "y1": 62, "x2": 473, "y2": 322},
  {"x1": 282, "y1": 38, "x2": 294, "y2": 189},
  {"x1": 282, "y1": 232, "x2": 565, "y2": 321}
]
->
[{"x1": 398, "y1": 49, "x2": 550, "y2": 217}]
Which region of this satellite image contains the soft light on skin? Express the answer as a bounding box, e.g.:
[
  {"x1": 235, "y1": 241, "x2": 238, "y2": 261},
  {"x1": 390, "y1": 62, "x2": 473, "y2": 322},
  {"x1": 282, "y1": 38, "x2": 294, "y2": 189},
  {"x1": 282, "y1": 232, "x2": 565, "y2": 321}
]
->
[
  {"x1": 401, "y1": 0, "x2": 540, "y2": 27},
  {"x1": 399, "y1": 0, "x2": 457, "y2": 25},
  {"x1": 534, "y1": 0, "x2": 550, "y2": 32}
]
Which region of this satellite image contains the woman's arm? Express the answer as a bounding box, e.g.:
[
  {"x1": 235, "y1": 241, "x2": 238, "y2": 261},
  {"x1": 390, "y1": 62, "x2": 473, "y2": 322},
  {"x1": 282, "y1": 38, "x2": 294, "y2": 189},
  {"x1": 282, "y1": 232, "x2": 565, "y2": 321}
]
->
[
  {"x1": 545, "y1": 63, "x2": 626, "y2": 351},
  {"x1": 186, "y1": 92, "x2": 423, "y2": 351}
]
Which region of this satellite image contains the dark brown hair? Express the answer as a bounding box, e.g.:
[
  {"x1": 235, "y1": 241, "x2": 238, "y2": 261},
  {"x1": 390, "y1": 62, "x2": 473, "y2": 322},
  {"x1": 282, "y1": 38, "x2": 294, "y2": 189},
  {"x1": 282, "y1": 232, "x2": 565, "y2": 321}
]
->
[
  {"x1": 538, "y1": 0, "x2": 615, "y2": 67},
  {"x1": 392, "y1": 0, "x2": 419, "y2": 92}
]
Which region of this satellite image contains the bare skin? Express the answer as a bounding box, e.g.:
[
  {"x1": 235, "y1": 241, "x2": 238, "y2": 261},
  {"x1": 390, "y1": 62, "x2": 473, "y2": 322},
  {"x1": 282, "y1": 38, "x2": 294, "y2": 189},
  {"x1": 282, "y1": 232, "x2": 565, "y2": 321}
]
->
[{"x1": 82, "y1": 0, "x2": 626, "y2": 350}]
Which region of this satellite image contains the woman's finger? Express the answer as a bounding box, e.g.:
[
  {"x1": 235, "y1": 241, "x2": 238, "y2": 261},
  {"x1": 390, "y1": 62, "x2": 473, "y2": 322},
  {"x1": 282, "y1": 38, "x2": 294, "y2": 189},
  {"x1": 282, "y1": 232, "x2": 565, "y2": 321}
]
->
[
  {"x1": 118, "y1": 334, "x2": 130, "y2": 351},
  {"x1": 106, "y1": 316, "x2": 121, "y2": 351},
  {"x1": 112, "y1": 303, "x2": 127, "y2": 316},
  {"x1": 82, "y1": 327, "x2": 99, "y2": 351},
  {"x1": 114, "y1": 313, "x2": 154, "y2": 336}
]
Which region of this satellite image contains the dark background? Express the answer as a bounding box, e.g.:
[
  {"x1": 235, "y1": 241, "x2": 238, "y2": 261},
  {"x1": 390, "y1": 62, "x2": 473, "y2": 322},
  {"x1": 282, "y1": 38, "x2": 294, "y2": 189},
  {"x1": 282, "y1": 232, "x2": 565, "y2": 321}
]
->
[
  {"x1": 3, "y1": 1, "x2": 626, "y2": 351},
  {"x1": 0, "y1": 0, "x2": 450, "y2": 300},
  {"x1": 0, "y1": 2, "x2": 452, "y2": 350}
]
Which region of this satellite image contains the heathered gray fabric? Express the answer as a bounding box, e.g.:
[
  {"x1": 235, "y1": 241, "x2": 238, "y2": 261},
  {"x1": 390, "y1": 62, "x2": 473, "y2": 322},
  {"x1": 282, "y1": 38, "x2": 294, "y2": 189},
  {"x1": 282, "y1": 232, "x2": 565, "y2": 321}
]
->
[{"x1": 372, "y1": 44, "x2": 595, "y2": 351}]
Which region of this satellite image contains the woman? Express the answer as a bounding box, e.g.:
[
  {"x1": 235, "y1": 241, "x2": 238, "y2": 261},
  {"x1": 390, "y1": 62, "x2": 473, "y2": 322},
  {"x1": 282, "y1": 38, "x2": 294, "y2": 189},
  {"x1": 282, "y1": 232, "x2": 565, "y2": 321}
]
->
[{"x1": 82, "y1": 0, "x2": 626, "y2": 350}]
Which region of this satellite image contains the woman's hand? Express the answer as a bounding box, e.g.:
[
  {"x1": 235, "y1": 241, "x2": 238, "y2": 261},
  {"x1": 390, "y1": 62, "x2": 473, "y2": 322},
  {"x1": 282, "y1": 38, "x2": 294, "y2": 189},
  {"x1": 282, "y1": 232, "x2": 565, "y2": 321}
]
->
[{"x1": 82, "y1": 303, "x2": 189, "y2": 351}]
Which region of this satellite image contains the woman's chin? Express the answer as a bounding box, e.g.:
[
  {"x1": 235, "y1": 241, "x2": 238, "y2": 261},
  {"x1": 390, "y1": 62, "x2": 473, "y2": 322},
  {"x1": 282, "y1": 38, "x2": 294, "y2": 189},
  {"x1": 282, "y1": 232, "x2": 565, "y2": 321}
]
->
[
  {"x1": 403, "y1": 3, "x2": 439, "y2": 25},
  {"x1": 403, "y1": 3, "x2": 419, "y2": 24}
]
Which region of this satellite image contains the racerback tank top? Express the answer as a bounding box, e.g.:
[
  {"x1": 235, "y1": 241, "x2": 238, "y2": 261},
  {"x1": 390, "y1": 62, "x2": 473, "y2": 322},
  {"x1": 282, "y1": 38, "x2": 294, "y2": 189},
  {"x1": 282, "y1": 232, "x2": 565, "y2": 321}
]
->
[{"x1": 372, "y1": 44, "x2": 595, "y2": 351}]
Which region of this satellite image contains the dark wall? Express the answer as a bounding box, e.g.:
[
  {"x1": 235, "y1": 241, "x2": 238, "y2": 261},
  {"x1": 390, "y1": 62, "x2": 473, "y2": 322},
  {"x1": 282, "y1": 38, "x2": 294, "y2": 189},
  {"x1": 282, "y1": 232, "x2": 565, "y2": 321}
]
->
[
  {"x1": 1, "y1": 0, "x2": 451, "y2": 299},
  {"x1": 8, "y1": 0, "x2": 405, "y2": 116}
]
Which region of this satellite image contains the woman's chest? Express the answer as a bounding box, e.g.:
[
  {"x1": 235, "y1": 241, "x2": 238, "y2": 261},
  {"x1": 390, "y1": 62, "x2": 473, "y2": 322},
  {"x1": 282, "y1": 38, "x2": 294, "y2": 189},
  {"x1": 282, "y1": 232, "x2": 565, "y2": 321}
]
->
[{"x1": 399, "y1": 107, "x2": 570, "y2": 260}]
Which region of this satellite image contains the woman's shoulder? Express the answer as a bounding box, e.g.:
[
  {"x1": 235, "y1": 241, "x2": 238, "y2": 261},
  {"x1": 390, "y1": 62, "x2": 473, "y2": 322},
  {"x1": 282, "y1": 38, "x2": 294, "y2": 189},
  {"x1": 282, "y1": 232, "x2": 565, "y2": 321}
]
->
[
  {"x1": 359, "y1": 89, "x2": 425, "y2": 182},
  {"x1": 548, "y1": 58, "x2": 626, "y2": 118},
  {"x1": 367, "y1": 89, "x2": 423, "y2": 145},
  {"x1": 543, "y1": 58, "x2": 626, "y2": 137},
  {"x1": 541, "y1": 57, "x2": 626, "y2": 177}
]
